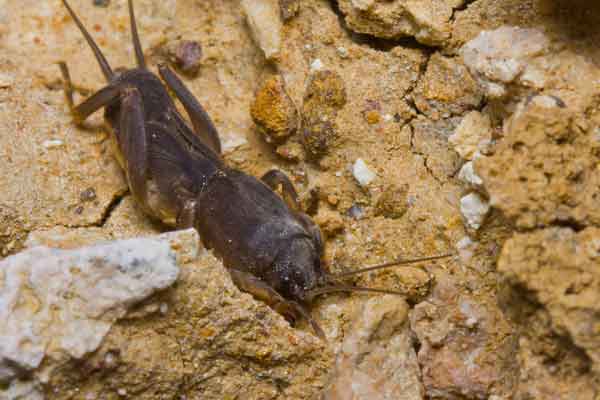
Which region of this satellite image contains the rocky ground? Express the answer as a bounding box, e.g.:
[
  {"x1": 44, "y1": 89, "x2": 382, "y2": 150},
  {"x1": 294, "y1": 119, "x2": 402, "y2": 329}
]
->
[{"x1": 1, "y1": 0, "x2": 599, "y2": 399}]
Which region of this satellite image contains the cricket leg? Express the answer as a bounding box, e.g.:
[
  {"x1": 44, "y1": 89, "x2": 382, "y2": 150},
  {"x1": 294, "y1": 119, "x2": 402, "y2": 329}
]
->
[
  {"x1": 228, "y1": 268, "x2": 326, "y2": 339},
  {"x1": 260, "y1": 169, "x2": 300, "y2": 211},
  {"x1": 176, "y1": 199, "x2": 197, "y2": 229},
  {"x1": 59, "y1": 62, "x2": 121, "y2": 124},
  {"x1": 158, "y1": 64, "x2": 222, "y2": 154},
  {"x1": 119, "y1": 87, "x2": 150, "y2": 211}
]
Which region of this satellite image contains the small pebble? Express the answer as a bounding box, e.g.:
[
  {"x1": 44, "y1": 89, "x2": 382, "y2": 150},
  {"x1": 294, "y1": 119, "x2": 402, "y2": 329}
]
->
[
  {"x1": 466, "y1": 317, "x2": 478, "y2": 328},
  {"x1": 173, "y1": 40, "x2": 203, "y2": 75},
  {"x1": 42, "y1": 139, "x2": 64, "y2": 149},
  {"x1": 80, "y1": 187, "x2": 97, "y2": 202},
  {"x1": 336, "y1": 47, "x2": 348, "y2": 58},
  {"x1": 93, "y1": 0, "x2": 110, "y2": 7},
  {"x1": 160, "y1": 302, "x2": 169, "y2": 315},
  {"x1": 104, "y1": 352, "x2": 117, "y2": 368},
  {"x1": 460, "y1": 193, "x2": 490, "y2": 230},
  {"x1": 364, "y1": 110, "x2": 380, "y2": 125},
  {"x1": 0, "y1": 72, "x2": 14, "y2": 88},
  {"x1": 352, "y1": 158, "x2": 376, "y2": 186},
  {"x1": 458, "y1": 161, "x2": 483, "y2": 186},
  {"x1": 310, "y1": 59, "x2": 323, "y2": 71},
  {"x1": 348, "y1": 204, "x2": 364, "y2": 220}
]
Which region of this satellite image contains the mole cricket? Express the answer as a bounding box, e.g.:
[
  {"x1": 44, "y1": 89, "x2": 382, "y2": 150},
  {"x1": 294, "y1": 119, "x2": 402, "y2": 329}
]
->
[{"x1": 59, "y1": 0, "x2": 451, "y2": 338}]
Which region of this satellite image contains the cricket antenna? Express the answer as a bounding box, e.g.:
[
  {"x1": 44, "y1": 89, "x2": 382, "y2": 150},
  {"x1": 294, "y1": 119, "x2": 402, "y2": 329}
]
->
[
  {"x1": 307, "y1": 285, "x2": 408, "y2": 300},
  {"x1": 128, "y1": 0, "x2": 146, "y2": 69},
  {"x1": 306, "y1": 253, "x2": 452, "y2": 303},
  {"x1": 326, "y1": 253, "x2": 453, "y2": 279},
  {"x1": 61, "y1": 0, "x2": 114, "y2": 81}
]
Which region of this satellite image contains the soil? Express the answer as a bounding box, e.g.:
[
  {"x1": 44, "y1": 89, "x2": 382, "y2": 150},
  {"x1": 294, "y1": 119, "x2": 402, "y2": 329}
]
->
[{"x1": 1, "y1": 0, "x2": 600, "y2": 399}]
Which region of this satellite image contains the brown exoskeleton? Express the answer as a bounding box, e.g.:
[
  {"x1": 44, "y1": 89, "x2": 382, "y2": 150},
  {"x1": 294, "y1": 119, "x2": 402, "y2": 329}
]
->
[{"x1": 60, "y1": 0, "x2": 451, "y2": 338}]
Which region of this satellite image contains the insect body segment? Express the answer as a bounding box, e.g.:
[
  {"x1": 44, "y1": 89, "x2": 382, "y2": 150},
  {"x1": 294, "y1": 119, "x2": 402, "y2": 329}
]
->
[{"x1": 60, "y1": 0, "x2": 451, "y2": 339}]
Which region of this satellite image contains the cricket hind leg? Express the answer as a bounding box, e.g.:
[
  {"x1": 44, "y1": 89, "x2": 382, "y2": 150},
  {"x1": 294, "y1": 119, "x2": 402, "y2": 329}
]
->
[
  {"x1": 58, "y1": 62, "x2": 122, "y2": 124},
  {"x1": 119, "y1": 87, "x2": 150, "y2": 212},
  {"x1": 158, "y1": 64, "x2": 222, "y2": 154},
  {"x1": 228, "y1": 268, "x2": 326, "y2": 339}
]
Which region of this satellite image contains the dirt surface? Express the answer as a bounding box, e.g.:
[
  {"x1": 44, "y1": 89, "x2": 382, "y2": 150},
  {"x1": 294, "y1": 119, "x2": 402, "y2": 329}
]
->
[{"x1": 1, "y1": 0, "x2": 600, "y2": 399}]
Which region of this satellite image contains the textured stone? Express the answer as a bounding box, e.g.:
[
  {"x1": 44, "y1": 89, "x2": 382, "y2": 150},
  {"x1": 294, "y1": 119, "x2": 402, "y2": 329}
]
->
[
  {"x1": 165, "y1": 39, "x2": 203, "y2": 76},
  {"x1": 411, "y1": 276, "x2": 519, "y2": 399},
  {"x1": 279, "y1": 0, "x2": 299, "y2": 21},
  {"x1": 325, "y1": 296, "x2": 423, "y2": 400},
  {"x1": 410, "y1": 117, "x2": 462, "y2": 181},
  {"x1": 499, "y1": 227, "x2": 600, "y2": 373},
  {"x1": 449, "y1": 111, "x2": 492, "y2": 161},
  {"x1": 352, "y1": 158, "x2": 376, "y2": 186},
  {"x1": 241, "y1": 0, "x2": 283, "y2": 59},
  {"x1": 462, "y1": 27, "x2": 550, "y2": 100},
  {"x1": 0, "y1": 230, "x2": 184, "y2": 385},
  {"x1": 413, "y1": 54, "x2": 483, "y2": 121},
  {"x1": 457, "y1": 161, "x2": 483, "y2": 187},
  {"x1": 301, "y1": 70, "x2": 347, "y2": 159},
  {"x1": 338, "y1": 0, "x2": 464, "y2": 46},
  {"x1": 476, "y1": 95, "x2": 600, "y2": 228},
  {"x1": 0, "y1": 66, "x2": 127, "y2": 256},
  {"x1": 460, "y1": 193, "x2": 490, "y2": 230}
]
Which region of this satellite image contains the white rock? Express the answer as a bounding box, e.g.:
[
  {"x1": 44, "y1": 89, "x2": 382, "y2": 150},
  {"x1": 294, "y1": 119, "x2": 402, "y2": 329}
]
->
[
  {"x1": 352, "y1": 158, "x2": 376, "y2": 186},
  {"x1": 458, "y1": 161, "x2": 483, "y2": 186},
  {"x1": 3, "y1": 380, "x2": 44, "y2": 400},
  {"x1": 241, "y1": 0, "x2": 282, "y2": 60},
  {"x1": 42, "y1": 139, "x2": 64, "y2": 149},
  {"x1": 0, "y1": 234, "x2": 182, "y2": 384},
  {"x1": 461, "y1": 26, "x2": 550, "y2": 99},
  {"x1": 456, "y1": 236, "x2": 475, "y2": 263},
  {"x1": 310, "y1": 58, "x2": 324, "y2": 71},
  {"x1": 336, "y1": 47, "x2": 349, "y2": 58},
  {"x1": 460, "y1": 193, "x2": 490, "y2": 230}
]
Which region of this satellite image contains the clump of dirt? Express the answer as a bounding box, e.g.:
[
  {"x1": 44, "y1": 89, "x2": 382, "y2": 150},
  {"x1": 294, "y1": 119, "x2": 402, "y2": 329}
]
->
[
  {"x1": 2, "y1": 0, "x2": 600, "y2": 399},
  {"x1": 301, "y1": 69, "x2": 347, "y2": 159}
]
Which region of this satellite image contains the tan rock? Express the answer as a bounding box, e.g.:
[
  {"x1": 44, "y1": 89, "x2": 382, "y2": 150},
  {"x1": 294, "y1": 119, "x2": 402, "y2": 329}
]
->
[
  {"x1": 476, "y1": 95, "x2": 600, "y2": 228},
  {"x1": 325, "y1": 295, "x2": 423, "y2": 400},
  {"x1": 410, "y1": 276, "x2": 519, "y2": 399},
  {"x1": 241, "y1": 0, "x2": 283, "y2": 60},
  {"x1": 413, "y1": 53, "x2": 483, "y2": 121},
  {"x1": 314, "y1": 207, "x2": 344, "y2": 236},
  {"x1": 375, "y1": 182, "x2": 409, "y2": 219},
  {"x1": 338, "y1": 0, "x2": 464, "y2": 46},
  {"x1": 411, "y1": 117, "x2": 462, "y2": 181},
  {"x1": 449, "y1": 111, "x2": 493, "y2": 160},
  {"x1": 499, "y1": 227, "x2": 600, "y2": 374}
]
